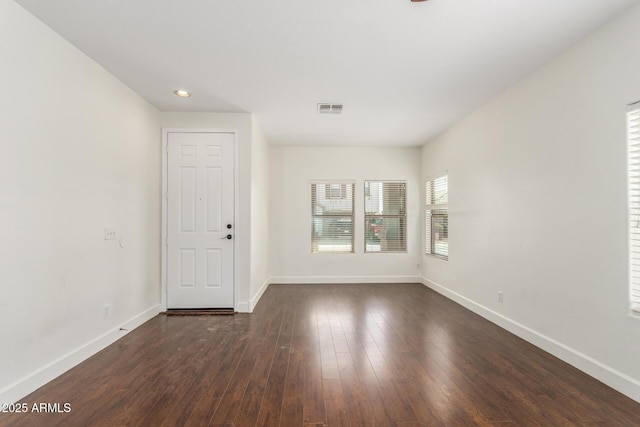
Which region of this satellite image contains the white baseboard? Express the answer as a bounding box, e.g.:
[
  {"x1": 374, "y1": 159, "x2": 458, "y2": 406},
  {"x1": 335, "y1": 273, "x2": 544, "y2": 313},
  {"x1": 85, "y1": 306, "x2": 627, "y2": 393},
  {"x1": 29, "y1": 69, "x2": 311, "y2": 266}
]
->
[
  {"x1": 249, "y1": 278, "x2": 271, "y2": 312},
  {"x1": 236, "y1": 301, "x2": 250, "y2": 313},
  {"x1": 420, "y1": 277, "x2": 640, "y2": 403},
  {"x1": 269, "y1": 275, "x2": 421, "y2": 284},
  {"x1": 0, "y1": 304, "x2": 161, "y2": 405}
]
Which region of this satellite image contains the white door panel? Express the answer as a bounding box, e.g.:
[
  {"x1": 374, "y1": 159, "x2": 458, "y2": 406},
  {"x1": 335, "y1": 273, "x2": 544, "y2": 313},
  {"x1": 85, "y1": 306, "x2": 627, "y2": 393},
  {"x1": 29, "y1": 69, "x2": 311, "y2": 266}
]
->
[{"x1": 167, "y1": 132, "x2": 234, "y2": 309}]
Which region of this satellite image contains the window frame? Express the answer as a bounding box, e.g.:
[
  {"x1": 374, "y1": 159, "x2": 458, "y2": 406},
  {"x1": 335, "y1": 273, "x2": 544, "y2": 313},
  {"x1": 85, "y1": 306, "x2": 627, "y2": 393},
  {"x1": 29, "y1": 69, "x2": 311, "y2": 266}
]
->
[
  {"x1": 311, "y1": 181, "x2": 355, "y2": 254},
  {"x1": 425, "y1": 172, "x2": 448, "y2": 260},
  {"x1": 627, "y1": 102, "x2": 640, "y2": 316},
  {"x1": 364, "y1": 180, "x2": 408, "y2": 253}
]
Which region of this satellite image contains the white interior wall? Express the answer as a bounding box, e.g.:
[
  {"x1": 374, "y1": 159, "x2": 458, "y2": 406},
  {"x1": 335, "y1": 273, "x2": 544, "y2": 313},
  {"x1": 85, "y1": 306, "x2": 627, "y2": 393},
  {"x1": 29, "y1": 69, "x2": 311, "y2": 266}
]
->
[
  {"x1": 421, "y1": 3, "x2": 640, "y2": 401},
  {"x1": 0, "y1": 0, "x2": 162, "y2": 404},
  {"x1": 269, "y1": 146, "x2": 422, "y2": 283},
  {"x1": 250, "y1": 117, "x2": 271, "y2": 309}
]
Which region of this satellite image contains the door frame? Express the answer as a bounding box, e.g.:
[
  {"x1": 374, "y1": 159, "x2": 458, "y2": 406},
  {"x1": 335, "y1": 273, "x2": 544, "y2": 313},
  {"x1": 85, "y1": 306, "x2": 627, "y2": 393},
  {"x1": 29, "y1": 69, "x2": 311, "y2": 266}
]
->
[{"x1": 161, "y1": 128, "x2": 240, "y2": 311}]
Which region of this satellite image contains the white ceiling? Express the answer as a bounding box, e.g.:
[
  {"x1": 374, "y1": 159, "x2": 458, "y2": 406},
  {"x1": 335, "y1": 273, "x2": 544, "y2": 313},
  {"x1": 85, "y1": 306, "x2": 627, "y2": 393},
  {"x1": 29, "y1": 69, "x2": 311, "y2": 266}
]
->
[{"x1": 15, "y1": 0, "x2": 640, "y2": 146}]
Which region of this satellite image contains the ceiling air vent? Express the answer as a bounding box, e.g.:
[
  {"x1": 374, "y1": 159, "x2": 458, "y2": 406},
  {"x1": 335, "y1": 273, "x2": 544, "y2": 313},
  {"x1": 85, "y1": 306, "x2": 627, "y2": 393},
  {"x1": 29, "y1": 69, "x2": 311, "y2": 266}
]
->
[{"x1": 317, "y1": 103, "x2": 344, "y2": 114}]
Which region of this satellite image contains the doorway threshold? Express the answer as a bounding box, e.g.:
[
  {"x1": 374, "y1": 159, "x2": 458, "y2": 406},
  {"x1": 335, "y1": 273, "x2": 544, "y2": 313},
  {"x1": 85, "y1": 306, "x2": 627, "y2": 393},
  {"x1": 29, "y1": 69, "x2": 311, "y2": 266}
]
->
[{"x1": 163, "y1": 308, "x2": 235, "y2": 316}]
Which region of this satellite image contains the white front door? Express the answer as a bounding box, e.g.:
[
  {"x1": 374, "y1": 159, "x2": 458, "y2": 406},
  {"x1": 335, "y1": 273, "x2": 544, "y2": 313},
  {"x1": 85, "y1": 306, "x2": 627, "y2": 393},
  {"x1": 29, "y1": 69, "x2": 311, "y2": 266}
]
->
[{"x1": 166, "y1": 131, "x2": 235, "y2": 309}]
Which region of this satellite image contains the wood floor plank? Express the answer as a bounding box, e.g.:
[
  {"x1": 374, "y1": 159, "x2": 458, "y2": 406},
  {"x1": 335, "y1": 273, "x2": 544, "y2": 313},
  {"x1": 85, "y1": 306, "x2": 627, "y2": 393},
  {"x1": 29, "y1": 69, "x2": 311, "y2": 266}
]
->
[
  {"x1": 255, "y1": 346, "x2": 290, "y2": 426},
  {"x1": 185, "y1": 343, "x2": 256, "y2": 427},
  {"x1": 317, "y1": 317, "x2": 341, "y2": 380},
  {"x1": 161, "y1": 335, "x2": 248, "y2": 426},
  {"x1": 279, "y1": 352, "x2": 305, "y2": 427},
  {"x1": 301, "y1": 352, "x2": 327, "y2": 425},
  {"x1": 254, "y1": 308, "x2": 296, "y2": 427},
  {"x1": 231, "y1": 336, "x2": 281, "y2": 426},
  {"x1": 335, "y1": 351, "x2": 376, "y2": 426},
  {"x1": 3, "y1": 283, "x2": 640, "y2": 427},
  {"x1": 322, "y1": 379, "x2": 351, "y2": 427}
]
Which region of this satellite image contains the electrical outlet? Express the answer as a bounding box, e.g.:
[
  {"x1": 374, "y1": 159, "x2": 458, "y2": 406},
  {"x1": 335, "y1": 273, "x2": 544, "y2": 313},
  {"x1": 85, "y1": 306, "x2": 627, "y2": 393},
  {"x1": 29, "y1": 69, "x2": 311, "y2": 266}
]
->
[
  {"x1": 498, "y1": 291, "x2": 504, "y2": 303},
  {"x1": 416, "y1": 263, "x2": 420, "y2": 269},
  {"x1": 103, "y1": 304, "x2": 110, "y2": 318},
  {"x1": 104, "y1": 228, "x2": 116, "y2": 240}
]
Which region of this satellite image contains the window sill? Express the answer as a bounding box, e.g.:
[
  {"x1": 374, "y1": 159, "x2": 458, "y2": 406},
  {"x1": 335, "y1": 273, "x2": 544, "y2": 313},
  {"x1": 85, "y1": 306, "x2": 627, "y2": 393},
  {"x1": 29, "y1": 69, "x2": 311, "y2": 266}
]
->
[{"x1": 425, "y1": 253, "x2": 448, "y2": 261}]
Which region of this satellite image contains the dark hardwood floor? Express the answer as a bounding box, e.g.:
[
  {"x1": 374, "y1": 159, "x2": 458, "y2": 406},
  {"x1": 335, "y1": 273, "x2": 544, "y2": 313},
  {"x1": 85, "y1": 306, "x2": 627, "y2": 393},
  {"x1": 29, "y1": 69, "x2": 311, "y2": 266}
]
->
[{"x1": 2, "y1": 283, "x2": 639, "y2": 426}]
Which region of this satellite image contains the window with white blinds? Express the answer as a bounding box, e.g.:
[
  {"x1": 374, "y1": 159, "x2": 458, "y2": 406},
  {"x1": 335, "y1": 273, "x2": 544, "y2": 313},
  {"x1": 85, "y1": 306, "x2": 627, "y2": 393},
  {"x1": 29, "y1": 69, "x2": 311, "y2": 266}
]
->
[
  {"x1": 425, "y1": 173, "x2": 448, "y2": 259},
  {"x1": 627, "y1": 103, "x2": 640, "y2": 315},
  {"x1": 311, "y1": 182, "x2": 355, "y2": 253},
  {"x1": 364, "y1": 181, "x2": 407, "y2": 252}
]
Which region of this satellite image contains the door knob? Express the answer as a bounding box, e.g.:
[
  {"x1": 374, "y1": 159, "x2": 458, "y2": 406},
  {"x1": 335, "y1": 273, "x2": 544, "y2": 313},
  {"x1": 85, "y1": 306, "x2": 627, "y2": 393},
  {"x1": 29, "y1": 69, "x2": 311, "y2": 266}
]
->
[
  {"x1": 227, "y1": 224, "x2": 233, "y2": 229},
  {"x1": 221, "y1": 234, "x2": 232, "y2": 240}
]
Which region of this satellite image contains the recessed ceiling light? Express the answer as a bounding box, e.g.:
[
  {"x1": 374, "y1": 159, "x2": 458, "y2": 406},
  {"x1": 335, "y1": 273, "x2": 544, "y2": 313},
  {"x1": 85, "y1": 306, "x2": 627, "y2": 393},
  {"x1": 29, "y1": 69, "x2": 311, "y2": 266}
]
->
[{"x1": 174, "y1": 90, "x2": 191, "y2": 98}]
